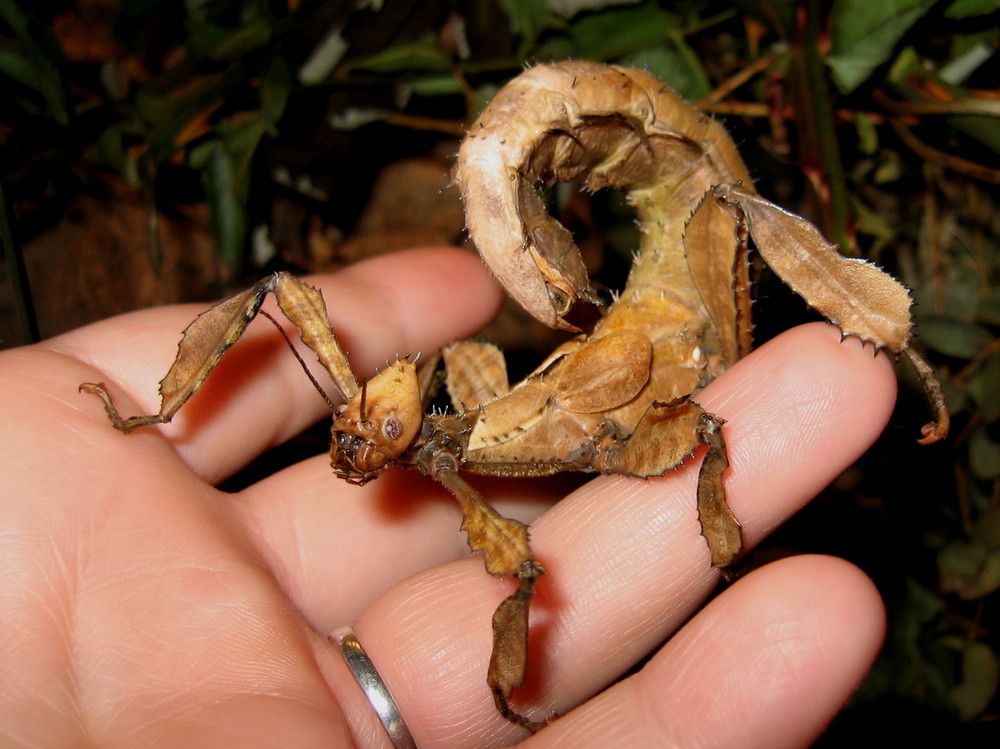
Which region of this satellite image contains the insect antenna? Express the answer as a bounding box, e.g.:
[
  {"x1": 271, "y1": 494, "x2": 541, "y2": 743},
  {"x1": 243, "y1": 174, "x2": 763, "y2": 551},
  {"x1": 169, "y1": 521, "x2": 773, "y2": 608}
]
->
[
  {"x1": 359, "y1": 378, "x2": 368, "y2": 421},
  {"x1": 259, "y1": 309, "x2": 338, "y2": 411}
]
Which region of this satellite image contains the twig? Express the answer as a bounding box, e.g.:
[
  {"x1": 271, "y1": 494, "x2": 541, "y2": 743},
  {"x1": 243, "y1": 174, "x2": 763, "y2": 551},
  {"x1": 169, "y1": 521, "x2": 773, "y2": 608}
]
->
[
  {"x1": 696, "y1": 101, "x2": 770, "y2": 117},
  {"x1": 383, "y1": 112, "x2": 466, "y2": 137},
  {"x1": 873, "y1": 89, "x2": 1000, "y2": 119},
  {"x1": 697, "y1": 48, "x2": 786, "y2": 106},
  {"x1": 890, "y1": 118, "x2": 1000, "y2": 184}
]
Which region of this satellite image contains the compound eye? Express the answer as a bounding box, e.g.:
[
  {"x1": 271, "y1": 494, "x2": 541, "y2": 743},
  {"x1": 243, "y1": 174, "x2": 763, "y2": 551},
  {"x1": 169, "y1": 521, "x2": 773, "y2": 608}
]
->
[{"x1": 382, "y1": 416, "x2": 403, "y2": 442}]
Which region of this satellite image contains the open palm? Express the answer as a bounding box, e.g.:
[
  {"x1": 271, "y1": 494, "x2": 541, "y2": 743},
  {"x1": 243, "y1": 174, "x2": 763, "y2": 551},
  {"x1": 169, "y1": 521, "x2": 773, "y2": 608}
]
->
[{"x1": 2, "y1": 247, "x2": 890, "y2": 748}]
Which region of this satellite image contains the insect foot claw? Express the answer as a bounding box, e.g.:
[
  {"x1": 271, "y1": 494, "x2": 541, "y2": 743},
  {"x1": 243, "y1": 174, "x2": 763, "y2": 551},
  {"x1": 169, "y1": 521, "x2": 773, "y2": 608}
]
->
[
  {"x1": 79, "y1": 382, "x2": 164, "y2": 433},
  {"x1": 903, "y1": 347, "x2": 950, "y2": 444}
]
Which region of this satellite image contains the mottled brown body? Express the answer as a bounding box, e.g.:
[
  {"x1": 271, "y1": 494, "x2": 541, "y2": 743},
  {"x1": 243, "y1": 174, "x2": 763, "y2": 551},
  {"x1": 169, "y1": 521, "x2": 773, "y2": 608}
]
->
[{"x1": 81, "y1": 61, "x2": 948, "y2": 733}]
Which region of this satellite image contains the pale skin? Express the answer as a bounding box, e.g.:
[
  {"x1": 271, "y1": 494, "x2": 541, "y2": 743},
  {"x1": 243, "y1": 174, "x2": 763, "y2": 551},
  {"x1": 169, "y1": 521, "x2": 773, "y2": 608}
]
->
[{"x1": 1, "y1": 247, "x2": 891, "y2": 748}]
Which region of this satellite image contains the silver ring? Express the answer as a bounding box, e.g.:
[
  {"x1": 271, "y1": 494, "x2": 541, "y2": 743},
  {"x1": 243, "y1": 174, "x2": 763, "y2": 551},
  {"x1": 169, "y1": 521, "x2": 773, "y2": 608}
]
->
[{"x1": 332, "y1": 626, "x2": 417, "y2": 749}]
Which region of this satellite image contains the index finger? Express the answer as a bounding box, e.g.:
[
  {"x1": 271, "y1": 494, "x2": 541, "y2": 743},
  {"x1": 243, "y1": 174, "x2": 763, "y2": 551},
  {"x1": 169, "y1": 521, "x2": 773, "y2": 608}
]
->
[{"x1": 47, "y1": 247, "x2": 503, "y2": 483}]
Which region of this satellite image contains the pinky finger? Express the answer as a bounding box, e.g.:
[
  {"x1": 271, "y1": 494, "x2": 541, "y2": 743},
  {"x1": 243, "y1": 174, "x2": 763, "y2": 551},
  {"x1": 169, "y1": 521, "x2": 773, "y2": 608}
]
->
[{"x1": 526, "y1": 555, "x2": 885, "y2": 749}]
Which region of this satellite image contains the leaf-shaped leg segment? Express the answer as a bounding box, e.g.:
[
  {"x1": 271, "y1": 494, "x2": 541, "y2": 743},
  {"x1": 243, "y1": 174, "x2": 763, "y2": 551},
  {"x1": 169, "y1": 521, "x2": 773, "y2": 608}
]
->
[
  {"x1": 81, "y1": 272, "x2": 359, "y2": 432},
  {"x1": 430, "y1": 459, "x2": 534, "y2": 579},
  {"x1": 685, "y1": 188, "x2": 753, "y2": 367},
  {"x1": 488, "y1": 560, "x2": 549, "y2": 733},
  {"x1": 442, "y1": 341, "x2": 510, "y2": 411},
  {"x1": 80, "y1": 277, "x2": 276, "y2": 432},
  {"x1": 715, "y1": 184, "x2": 915, "y2": 353},
  {"x1": 599, "y1": 396, "x2": 704, "y2": 477},
  {"x1": 427, "y1": 455, "x2": 547, "y2": 730},
  {"x1": 599, "y1": 398, "x2": 743, "y2": 574},
  {"x1": 272, "y1": 273, "x2": 358, "y2": 402},
  {"x1": 714, "y1": 183, "x2": 949, "y2": 443},
  {"x1": 695, "y1": 411, "x2": 744, "y2": 575}
]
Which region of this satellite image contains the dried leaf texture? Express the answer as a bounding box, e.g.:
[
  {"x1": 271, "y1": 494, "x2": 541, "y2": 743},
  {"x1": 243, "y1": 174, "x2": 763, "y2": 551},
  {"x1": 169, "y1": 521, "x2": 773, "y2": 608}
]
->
[
  {"x1": 456, "y1": 61, "x2": 752, "y2": 334},
  {"x1": 442, "y1": 341, "x2": 509, "y2": 410},
  {"x1": 717, "y1": 185, "x2": 913, "y2": 351},
  {"x1": 457, "y1": 61, "x2": 946, "y2": 445}
]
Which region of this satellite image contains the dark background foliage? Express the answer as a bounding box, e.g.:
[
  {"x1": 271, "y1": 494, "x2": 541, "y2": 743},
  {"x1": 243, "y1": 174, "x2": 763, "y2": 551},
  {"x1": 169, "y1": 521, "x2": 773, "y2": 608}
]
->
[{"x1": 2, "y1": 0, "x2": 998, "y2": 741}]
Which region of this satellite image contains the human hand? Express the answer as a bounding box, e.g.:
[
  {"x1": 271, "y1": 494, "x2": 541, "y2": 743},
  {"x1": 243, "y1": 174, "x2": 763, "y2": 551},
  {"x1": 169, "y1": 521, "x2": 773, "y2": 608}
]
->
[{"x1": 0, "y1": 247, "x2": 890, "y2": 748}]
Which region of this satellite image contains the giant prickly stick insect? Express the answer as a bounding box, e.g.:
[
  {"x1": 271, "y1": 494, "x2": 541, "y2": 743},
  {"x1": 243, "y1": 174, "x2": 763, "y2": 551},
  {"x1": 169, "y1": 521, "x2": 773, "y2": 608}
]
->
[{"x1": 81, "y1": 61, "x2": 949, "y2": 732}]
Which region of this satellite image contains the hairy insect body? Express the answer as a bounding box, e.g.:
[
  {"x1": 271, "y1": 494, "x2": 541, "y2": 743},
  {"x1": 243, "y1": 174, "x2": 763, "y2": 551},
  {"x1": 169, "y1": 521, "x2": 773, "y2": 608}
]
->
[{"x1": 82, "y1": 61, "x2": 949, "y2": 734}]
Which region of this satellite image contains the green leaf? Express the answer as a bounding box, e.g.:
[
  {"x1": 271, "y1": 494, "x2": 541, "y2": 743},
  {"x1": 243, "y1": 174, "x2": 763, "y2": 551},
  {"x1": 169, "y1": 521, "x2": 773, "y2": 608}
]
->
[
  {"x1": 939, "y1": 538, "x2": 986, "y2": 583},
  {"x1": 619, "y1": 33, "x2": 711, "y2": 100},
  {"x1": 945, "y1": 0, "x2": 1000, "y2": 19},
  {"x1": 187, "y1": 137, "x2": 214, "y2": 171},
  {"x1": 0, "y1": 0, "x2": 69, "y2": 125},
  {"x1": 548, "y1": 0, "x2": 644, "y2": 18},
  {"x1": 546, "y1": 0, "x2": 642, "y2": 18},
  {"x1": 938, "y1": 266, "x2": 990, "y2": 323},
  {"x1": 827, "y1": 0, "x2": 937, "y2": 93},
  {"x1": 950, "y1": 641, "x2": 1000, "y2": 721},
  {"x1": 915, "y1": 317, "x2": 993, "y2": 359},
  {"x1": 407, "y1": 73, "x2": 465, "y2": 97},
  {"x1": 0, "y1": 0, "x2": 30, "y2": 36},
  {"x1": 854, "y1": 111, "x2": 880, "y2": 155},
  {"x1": 261, "y1": 59, "x2": 292, "y2": 127},
  {"x1": 137, "y1": 71, "x2": 233, "y2": 164},
  {"x1": 498, "y1": 0, "x2": 550, "y2": 44},
  {"x1": 736, "y1": 0, "x2": 797, "y2": 38},
  {"x1": 346, "y1": 38, "x2": 452, "y2": 74},
  {"x1": 0, "y1": 46, "x2": 38, "y2": 88},
  {"x1": 327, "y1": 106, "x2": 392, "y2": 131},
  {"x1": 978, "y1": 287, "x2": 1000, "y2": 326},
  {"x1": 204, "y1": 141, "x2": 248, "y2": 270},
  {"x1": 873, "y1": 148, "x2": 903, "y2": 183},
  {"x1": 850, "y1": 196, "x2": 894, "y2": 256},
  {"x1": 969, "y1": 426, "x2": 1000, "y2": 480},
  {"x1": 889, "y1": 45, "x2": 1000, "y2": 155},
  {"x1": 559, "y1": 2, "x2": 677, "y2": 61},
  {"x1": 966, "y1": 350, "x2": 1000, "y2": 423},
  {"x1": 221, "y1": 117, "x2": 268, "y2": 202},
  {"x1": 133, "y1": 91, "x2": 174, "y2": 128},
  {"x1": 96, "y1": 125, "x2": 127, "y2": 175},
  {"x1": 938, "y1": 537, "x2": 1000, "y2": 599},
  {"x1": 186, "y1": 17, "x2": 272, "y2": 60}
]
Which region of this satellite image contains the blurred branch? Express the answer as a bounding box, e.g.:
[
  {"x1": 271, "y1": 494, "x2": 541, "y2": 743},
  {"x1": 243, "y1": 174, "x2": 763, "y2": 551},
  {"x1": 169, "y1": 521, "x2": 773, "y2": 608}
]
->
[
  {"x1": 889, "y1": 118, "x2": 1000, "y2": 184},
  {"x1": 696, "y1": 48, "x2": 786, "y2": 107},
  {"x1": 874, "y1": 91, "x2": 1000, "y2": 118}
]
